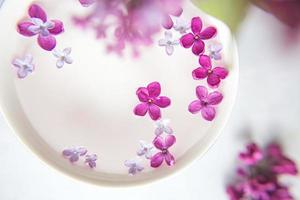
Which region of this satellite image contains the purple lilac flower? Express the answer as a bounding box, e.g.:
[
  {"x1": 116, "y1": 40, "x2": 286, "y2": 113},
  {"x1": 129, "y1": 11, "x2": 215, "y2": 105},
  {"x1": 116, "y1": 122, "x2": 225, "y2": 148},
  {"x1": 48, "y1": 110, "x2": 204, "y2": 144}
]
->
[
  {"x1": 85, "y1": 154, "x2": 97, "y2": 168},
  {"x1": 226, "y1": 142, "x2": 298, "y2": 200},
  {"x1": 17, "y1": 4, "x2": 64, "y2": 51},
  {"x1": 124, "y1": 159, "x2": 144, "y2": 175},
  {"x1": 192, "y1": 55, "x2": 228, "y2": 87},
  {"x1": 150, "y1": 135, "x2": 176, "y2": 168},
  {"x1": 188, "y1": 85, "x2": 223, "y2": 121},
  {"x1": 133, "y1": 82, "x2": 171, "y2": 121},
  {"x1": 180, "y1": 17, "x2": 217, "y2": 55},
  {"x1": 62, "y1": 147, "x2": 87, "y2": 163},
  {"x1": 11, "y1": 54, "x2": 35, "y2": 79},
  {"x1": 137, "y1": 140, "x2": 154, "y2": 159}
]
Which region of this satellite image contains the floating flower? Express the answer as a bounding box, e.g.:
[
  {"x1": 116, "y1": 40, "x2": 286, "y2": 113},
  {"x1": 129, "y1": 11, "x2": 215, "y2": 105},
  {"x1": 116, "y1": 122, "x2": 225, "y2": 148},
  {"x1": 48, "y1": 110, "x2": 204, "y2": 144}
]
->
[
  {"x1": 85, "y1": 154, "x2": 97, "y2": 168},
  {"x1": 124, "y1": 159, "x2": 144, "y2": 175},
  {"x1": 154, "y1": 119, "x2": 173, "y2": 136},
  {"x1": 17, "y1": 4, "x2": 64, "y2": 51},
  {"x1": 158, "y1": 31, "x2": 179, "y2": 55},
  {"x1": 239, "y1": 143, "x2": 263, "y2": 165},
  {"x1": 79, "y1": 0, "x2": 95, "y2": 7},
  {"x1": 53, "y1": 47, "x2": 73, "y2": 68},
  {"x1": 137, "y1": 140, "x2": 154, "y2": 159},
  {"x1": 133, "y1": 82, "x2": 171, "y2": 121},
  {"x1": 62, "y1": 147, "x2": 87, "y2": 163},
  {"x1": 209, "y1": 43, "x2": 223, "y2": 60},
  {"x1": 12, "y1": 54, "x2": 35, "y2": 79},
  {"x1": 192, "y1": 55, "x2": 228, "y2": 87},
  {"x1": 180, "y1": 16, "x2": 217, "y2": 55},
  {"x1": 173, "y1": 18, "x2": 190, "y2": 34},
  {"x1": 150, "y1": 135, "x2": 176, "y2": 168},
  {"x1": 188, "y1": 85, "x2": 223, "y2": 121}
]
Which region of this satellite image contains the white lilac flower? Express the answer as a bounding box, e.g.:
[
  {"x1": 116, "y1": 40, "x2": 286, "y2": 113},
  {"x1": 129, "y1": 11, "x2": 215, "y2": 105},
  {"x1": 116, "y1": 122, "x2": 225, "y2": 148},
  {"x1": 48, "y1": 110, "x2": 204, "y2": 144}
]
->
[
  {"x1": 53, "y1": 47, "x2": 73, "y2": 68},
  {"x1": 173, "y1": 18, "x2": 190, "y2": 34},
  {"x1": 137, "y1": 140, "x2": 154, "y2": 159},
  {"x1": 154, "y1": 119, "x2": 173, "y2": 136},
  {"x1": 12, "y1": 54, "x2": 35, "y2": 79},
  {"x1": 124, "y1": 158, "x2": 144, "y2": 175},
  {"x1": 209, "y1": 43, "x2": 223, "y2": 60},
  {"x1": 158, "y1": 31, "x2": 179, "y2": 56}
]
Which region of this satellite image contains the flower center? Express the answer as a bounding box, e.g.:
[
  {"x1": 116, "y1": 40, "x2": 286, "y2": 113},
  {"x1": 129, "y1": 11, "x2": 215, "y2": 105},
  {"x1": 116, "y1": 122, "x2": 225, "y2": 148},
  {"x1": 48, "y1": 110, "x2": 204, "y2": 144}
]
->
[
  {"x1": 162, "y1": 149, "x2": 168, "y2": 154},
  {"x1": 208, "y1": 69, "x2": 213, "y2": 74},
  {"x1": 147, "y1": 99, "x2": 154, "y2": 104},
  {"x1": 194, "y1": 34, "x2": 200, "y2": 40}
]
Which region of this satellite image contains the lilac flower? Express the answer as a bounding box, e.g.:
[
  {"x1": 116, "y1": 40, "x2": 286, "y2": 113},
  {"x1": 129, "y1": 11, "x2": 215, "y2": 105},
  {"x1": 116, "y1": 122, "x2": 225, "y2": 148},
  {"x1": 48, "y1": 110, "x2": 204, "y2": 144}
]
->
[
  {"x1": 154, "y1": 119, "x2": 173, "y2": 136},
  {"x1": 11, "y1": 54, "x2": 35, "y2": 79},
  {"x1": 209, "y1": 43, "x2": 223, "y2": 60},
  {"x1": 173, "y1": 18, "x2": 190, "y2": 34},
  {"x1": 53, "y1": 47, "x2": 73, "y2": 68},
  {"x1": 150, "y1": 135, "x2": 176, "y2": 168},
  {"x1": 62, "y1": 147, "x2": 87, "y2": 163},
  {"x1": 85, "y1": 154, "x2": 97, "y2": 168},
  {"x1": 17, "y1": 4, "x2": 64, "y2": 51},
  {"x1": 192, "y1": 55, "x2": 228, "y2": 87},
  {"x1": 239, "y1": 143, "x2": 263, "y2": 165},
  {"x1": 158, "y1": 31, "x2": 179, "y2": 56},
  {"x1": 188, "y1": 86, "x2": 223, "y2": 121},
  {"x1": 79, "y1": 0, "x2": 95, "y2": 7},
  {"x1": 160, "y1": 1, "x2": 183, "y2": 29},
  {"x1": 137, "y1": 140, "x2": 154, "y2": 159},
  {"x1": 133, "y1": 82, "x2": 171, "y2": 121},
  {"x1": 124, "y1": 159, "x2": 144, "y2": 175},
  {"x1": 180, "y1": 17, "x2": 217, "y2": 55}
]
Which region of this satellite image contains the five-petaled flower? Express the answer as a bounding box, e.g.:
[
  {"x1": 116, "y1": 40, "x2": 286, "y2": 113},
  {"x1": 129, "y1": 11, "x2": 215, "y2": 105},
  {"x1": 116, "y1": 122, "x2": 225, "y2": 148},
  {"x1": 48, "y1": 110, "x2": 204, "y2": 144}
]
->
[
  {"x1": 192, "y1": 55, "x2": 228, "y2": 87},
  {"x1": 124, "y1": 159, "x2": 144, "y2": 175},
  {"x1": 209, "y1": 43, "x2": 223, "y2": 60},
  {"x1": 180, "y1": 16, "x2": 217, "y2": 55},
  {"x1": 17, "y1": 4, "x2": 64, "y2": 51},
  {"x1": 85, "y1": 154, "x2": 97, "y2": 169},
  {"x1": 154, "y1": 119, "x2": 173, "y2": 136},
  {"x1": 137, "y1": 140, "x2": 154, "y2": 159},
  {"x1": 173, "y1": 18, "x2": 190, "y2": 34},
  {"x1": 53, "y1": 47, "x2": 73, "y2": 68},
  {"x1": 62, "y1": 147, "x2": 87, "y2": 163},
  {"x1": 133, "y1": 82, "x2": 171, "y2": 121},
  {"x1": 188, "y1": 85, "x2": 223, "y2": 121},
  {"x1": 12, "y1": 54, "x2": 35, "y2": 79},
  {"x1": 158, "y1": 31, "x2": 179, "y2": 56},
  {"x1": 151, "y1": 135, "x2": 176, "y2": 168}
]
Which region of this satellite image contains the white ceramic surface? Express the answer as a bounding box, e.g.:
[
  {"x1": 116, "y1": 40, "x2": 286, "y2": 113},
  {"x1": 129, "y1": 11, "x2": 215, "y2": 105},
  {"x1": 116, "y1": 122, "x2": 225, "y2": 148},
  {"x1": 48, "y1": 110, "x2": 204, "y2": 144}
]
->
[{"x1": 0, "y1": 0, "x2": 238, "y2": 186}]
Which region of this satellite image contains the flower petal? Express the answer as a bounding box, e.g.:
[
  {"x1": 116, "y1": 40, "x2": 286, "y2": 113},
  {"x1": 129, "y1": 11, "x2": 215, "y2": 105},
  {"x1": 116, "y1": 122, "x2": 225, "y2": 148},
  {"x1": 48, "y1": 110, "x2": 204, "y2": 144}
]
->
[
  {"x1": 165, "y1": 134, "x2": 176, "y2": 148},
  {"x1": 28, "y1": 4, "x2": 47, "y2": 22},
  {"x1": 199, "y1": 55, "x2": 212, "y2": 69},
  {"x1": 62, "y1": 149, "x2": 73, "y2": 156},
  {"x1": 79, "y1": 0, "x2": 95, "y2": 7},
  {"x1": 196, "y1": 85, "x2": 208, "y2": 100},
  {"x1": 147, "y1": 82, "x2": 161, "y2": 97},
  {"x1": 153, "y1": 136, "x2": 164, "y2": 150},
  {"x1": 70, "y1": 154, "x2": 79, "y2": 163},
  {"x1": 165, "y1": 152, "x2": 175, "y2": 166},
  {"x1": 201, "y1": 106, "x2": 216, "y2": 121},
  {"x1": 148, "y1": 104, "x2": 161, "y2": 120},
  {"x1": 17, "y1": 21, "x2": 36, "y2": 36},
  {"x1": 192, "y1": 67, "x2": 208, "y2": 80},
  {"x1": 188, "y1": 100, "x2": 202, "y2": 114},
  {"x1": 56, "y1": 60, "x2": 64, "y2": 68},
  {"x1": 165, "y1": 45, "x2": 174, "y2": 55},
  {"x1": 207, "y1": 73, "x2": 221, "y2": 87},
  {"x1": 207, "y1": 91, "x2": 223, "y2": 105},
  {"x1": 192, "y1": 40, "x2": 205, "y2": 55},
  {"x1": 154, "y1": 96, "x2": 171, "y2": 108},
  {"x1": 136, "y1": 87, "x2": 149, "y2": 102},
  {"x1": 191, "y1": 17, "x2": 203, "y2": 34},
  {"x1": 162, "y1": 14, "x2": 173, "y2": 29},
  {"x1": 213, "y1": 67, "x2": 229, "y2": 79},
  {"x1": 49, "y1": 20, "x2": 64, "y2": 35},
  {"x1": 151, "y1": 152, "x2": 164, "y2": 168},
  {"x1": 37, "y1": 34, "x2": 56, "y2": 51},
  {"x1": 134, "y1": 103, "x2": 148, "y2": 116},
  {"x1": 200, "y1": 27, "x2": 217, "y2": 40},
  {"x1": 180, "y1": 33, "x2": 194, "y2": 48}
]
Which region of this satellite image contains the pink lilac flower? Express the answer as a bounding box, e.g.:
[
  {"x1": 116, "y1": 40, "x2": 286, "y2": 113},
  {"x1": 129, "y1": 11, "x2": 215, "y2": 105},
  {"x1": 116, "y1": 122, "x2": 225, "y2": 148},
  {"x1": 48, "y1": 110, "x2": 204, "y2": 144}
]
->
[
  {"x1": 180, "y1": 16, "x2": 217, "y2": 55},
  {"x1": 133, "y1": 82, "x2": 171, "y2": 121},
  {"x1": 150, "y1": 135, "x2": 176, "y2": 168},
  {"x1": 154, "y1": 119, "x2": 173, "y2": 136},
  {"x1": 158, "y1": 31, "x2": 179, "y2": 56},
  {"x1": 239, "y1": 143, "x2": 263, "y2": 165},
  {"x1": 62, "y1": 147, "x2": 87, "y2": 163},
  {"x1": 137, "y1": 140, "x2": 154, "y2": 159},
  {"x1": 52, "y1": 47, "x2": 73, "y2": 68},
  {"x1": 85, "y1": 154, "x2": 97, "y2": 168},
  {"x1": 188, "y1": 85, "x2": 223, "y2": 121},
  {"x1": 17, "y1": 4, "x2": 64, "y2": 51},
  {"x1": 11, "y1": 54, "x2": 35, "y2": 79},
  {"x1": 192, "y1": 55, "x2": 228, "y2": 87},
  {"x1": 209, "y1": 43, "x2": 223, "y2": 60},
  {"x1": 124, "y1": 159, "x2": 144, "y2": 175}
]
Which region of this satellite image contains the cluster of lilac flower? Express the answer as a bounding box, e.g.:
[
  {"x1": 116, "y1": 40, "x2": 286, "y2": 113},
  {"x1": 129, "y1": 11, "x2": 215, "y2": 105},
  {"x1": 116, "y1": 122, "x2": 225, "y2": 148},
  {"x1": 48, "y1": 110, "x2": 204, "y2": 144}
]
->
[
  {"x1": 62, "y1": 147, "x2": 97, "y2": 169},
  {"x1": 125, "y1": 119, "x2": 176, "y2": 175},
  {"x1": 227, "y1": 142, "x2": 298, "y2": 200},
  {"x1": 75, "y1": 0, "x2": 183, "y2": 56}
]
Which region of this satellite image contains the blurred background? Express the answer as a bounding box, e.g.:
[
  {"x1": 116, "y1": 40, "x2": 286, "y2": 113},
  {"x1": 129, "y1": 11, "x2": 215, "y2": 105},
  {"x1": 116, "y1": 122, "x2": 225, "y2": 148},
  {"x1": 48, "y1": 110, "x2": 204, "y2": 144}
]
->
[{"x1": 1, "y1": 0, "x2": 300, "y2": 199}]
